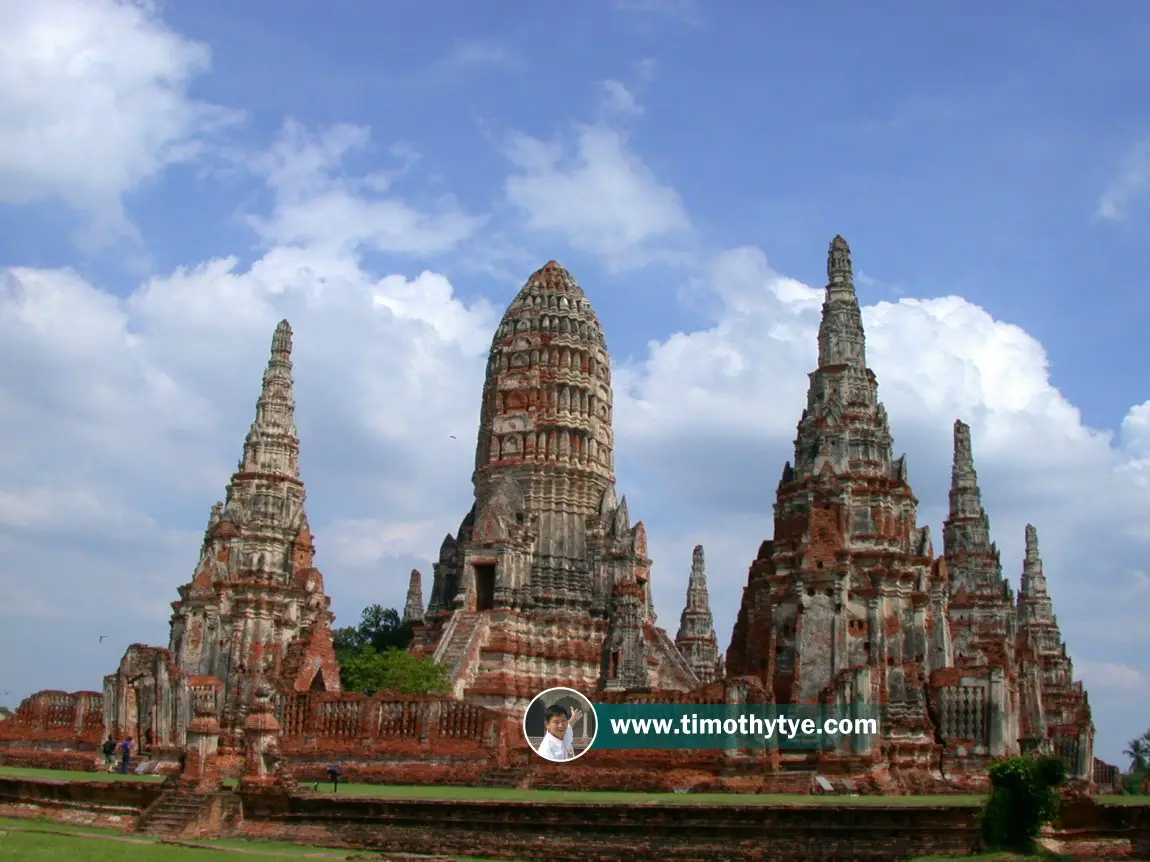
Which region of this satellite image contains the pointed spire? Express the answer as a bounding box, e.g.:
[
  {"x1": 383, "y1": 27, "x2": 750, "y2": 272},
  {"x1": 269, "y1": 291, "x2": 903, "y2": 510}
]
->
[
  {"x1": 943, "y1": 419, "x2": 1004, "y2": 590},
  {"x1": 238, "y1": 320, "x2": 300, "y2": 479},
  {"x1": 817, "y1": 236, "x2": 868, "y2": 369},
  {"x1": 948, "y1": 420, "x2": 987, "y2": 528},
  {"x1": 1020, "y1": 524, "x2": 1048, "y2": 597},
  {"x1": 1018, "y1": 523, "x2": 1057, "y2": 629},
  {"x1": 675, "y1": 544, "x2": 721, "y2": 683},
  {"x1": 402, "y1": 569, "x2": 425, "y2": 626}
]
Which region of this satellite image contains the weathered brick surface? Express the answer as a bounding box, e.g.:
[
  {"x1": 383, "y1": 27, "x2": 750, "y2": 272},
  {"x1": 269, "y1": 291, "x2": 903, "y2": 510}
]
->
[
  {"x1": 4, "y1": 775, "x2": 1149, "y2": 860},
  {"x1": 0, "y1": 776, "x2": 162, "y2": 830},
  {"x1": 239, "y1": 792, "x2": 984, "y2": 862}
]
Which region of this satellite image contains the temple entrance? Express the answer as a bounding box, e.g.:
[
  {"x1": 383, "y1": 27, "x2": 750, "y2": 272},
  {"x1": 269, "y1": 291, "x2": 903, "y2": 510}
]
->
[
  {"x1": 474, "y1": 563, "x2": 496, "y2": 611},
  {"x1": 310, "y1": 670, "x2": 326, "y2": 691}
]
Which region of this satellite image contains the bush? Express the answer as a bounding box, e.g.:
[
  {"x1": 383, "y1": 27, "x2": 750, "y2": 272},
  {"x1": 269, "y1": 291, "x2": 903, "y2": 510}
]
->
[
  {"x1": 980, "y1": 755, "x2": 1067, "y2": 852},
  {"x1": 1124, "y1": 768, "x2": 1149, "y2": 796}
]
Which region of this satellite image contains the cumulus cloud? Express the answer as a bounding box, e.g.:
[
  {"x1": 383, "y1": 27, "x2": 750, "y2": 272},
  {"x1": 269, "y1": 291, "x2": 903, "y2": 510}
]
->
[
  {"x1": 502, "y1": 80, "x2": 692, "y2": 268},
  {"x1": 247, "y1": 120, "x2": 485, "y2": 255},
  {"x1": 0, "y1": 0, "x2": 241, "y2": 246},
  {"x1": 0, "y1": 111, "x2": 497, "y2": 697}
]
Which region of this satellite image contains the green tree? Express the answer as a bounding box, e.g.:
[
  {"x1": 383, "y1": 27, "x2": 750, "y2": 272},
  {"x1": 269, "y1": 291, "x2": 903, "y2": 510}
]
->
[
  {"x1": 1125, "y1": 737, "x2": 1149, "y2": 772},
  {"x1": 339, "y1": 647, "x2": 451, "y2": 696},
  {"x1": 980, "y1": 755, "x2": 1067, "y2": 853},
  {"x1": 333, "y1": 604, "x2": 413, "y2": 660}
]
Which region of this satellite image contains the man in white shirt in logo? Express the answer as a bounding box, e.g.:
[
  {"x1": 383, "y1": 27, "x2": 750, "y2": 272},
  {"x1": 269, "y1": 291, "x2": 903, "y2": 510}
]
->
[{"x1": 535, "y1": 703, "x2": 584, "y2": 761}]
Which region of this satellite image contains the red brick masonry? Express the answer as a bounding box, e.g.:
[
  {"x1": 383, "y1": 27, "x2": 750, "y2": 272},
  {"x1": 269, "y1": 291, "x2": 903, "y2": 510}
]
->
[{"x1": 2, "y1": 777, "x2": 1149, "y2": 861}]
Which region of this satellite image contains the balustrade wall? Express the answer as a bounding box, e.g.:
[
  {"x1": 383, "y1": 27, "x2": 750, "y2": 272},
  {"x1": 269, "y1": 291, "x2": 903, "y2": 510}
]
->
[
  {"x1": 277, "y1": 691, "x2": 505, "y2": 747},
  {"x1": 0, "y1": 690, "x2": 104, "y2": 745}
]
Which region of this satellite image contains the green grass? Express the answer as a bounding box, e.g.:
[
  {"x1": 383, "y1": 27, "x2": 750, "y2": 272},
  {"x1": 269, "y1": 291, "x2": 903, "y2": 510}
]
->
[
  {"x1": 0, "y1": 819, "x2": 526, "y2": 860},
  {"x1": 0, "y1": 765, "x2": 164, "y2": 783},
  {"x1": 2, "y1": 762, "x2": 1146, "y2": 810}
]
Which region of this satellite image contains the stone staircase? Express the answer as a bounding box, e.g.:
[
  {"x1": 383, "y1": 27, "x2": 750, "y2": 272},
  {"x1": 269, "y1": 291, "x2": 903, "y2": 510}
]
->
[
  {"x1": 432, "y1": 611, "x2": 490, "y2": 696},
  {"x1": 136, "y1": 788, "x2": 212, "y2": 836}
]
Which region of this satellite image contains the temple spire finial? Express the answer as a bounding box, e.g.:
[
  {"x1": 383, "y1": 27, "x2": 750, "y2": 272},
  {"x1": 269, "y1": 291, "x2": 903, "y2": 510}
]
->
[
  {"x1": 828, "y1": 235, "x2": 853, "y2": 286},
  {"x1": 1021, "y1": 524, "x2": 1047, "y2": 597},
  {"x1": 816, "y1": 235, "x2": 867, "y2": 369},
  {"x1": 675, "y1": 544, "x2": 721, "y2": 683},
  {"x1": 238, "y1": 319, "x2": 301, "y2": 480},
  {"x1": 403, "y1": 569, "x2": 425, "y2": 626}
]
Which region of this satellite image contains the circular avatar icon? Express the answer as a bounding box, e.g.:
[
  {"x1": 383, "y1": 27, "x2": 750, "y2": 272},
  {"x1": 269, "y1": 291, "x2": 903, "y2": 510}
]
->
[{"x1": 523, "y1": 687, "x2": 598, "y2": 762}]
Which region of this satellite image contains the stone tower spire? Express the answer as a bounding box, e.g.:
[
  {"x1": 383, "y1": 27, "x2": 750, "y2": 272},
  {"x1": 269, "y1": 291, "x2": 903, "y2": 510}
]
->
[
  {"x1": 166, "y1": 319, "x2": 341, "y2": 728},
  {"x1": 789, "y1": 235, "x2": 896, "y2": 486},
  {"x1": 238, "y1": 320, "x2": 300, "y2": 479},
  {"x1": 675, "y1": 545, "x2": 721, "y2": 683},
  {"x1": 943, "y1": 420, "x2": 1008, "y2": 594},
  {"x1": 411, "y1": 261, "x2": 698, "y2": 713},
  {"x1": 1018, "y1": 524, "x2": 1054, "y2": 625},
  {"x1": 728, "y1": 236, "x2": 936, "y2": 762},
  {"x1": 817, "y1": 236, "x2": 868, "y2": 370},
  {"x1": 402, "y1": 569, "x2": 424, "y2": 626}
]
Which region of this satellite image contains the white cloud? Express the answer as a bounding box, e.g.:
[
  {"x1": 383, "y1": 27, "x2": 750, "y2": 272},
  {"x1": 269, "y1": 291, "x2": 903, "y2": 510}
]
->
[
  {"x1": 247, "y1": 120, "x2": 486, "y2": 255},
  {"x1": 0, "y1": 113, "x2": 498, "y2": 706},
  {"x1": 0, "y1": 0, "x2": 242, "y2": 245},
  {"x1": 1096, "y1": 138, "x2": 1150, "y2": 222},
  {"x1": 502, "y1": 80, "x2": 692, "y2": 268}
]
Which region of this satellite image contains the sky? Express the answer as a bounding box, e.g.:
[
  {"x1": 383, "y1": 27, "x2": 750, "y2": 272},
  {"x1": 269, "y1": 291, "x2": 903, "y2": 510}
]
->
[{"x1": 0, "y1": 0, "x2": 1146, "y2": 767}]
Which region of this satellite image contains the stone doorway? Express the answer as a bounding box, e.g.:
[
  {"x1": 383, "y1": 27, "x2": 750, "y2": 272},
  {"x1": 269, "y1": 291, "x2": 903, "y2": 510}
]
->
[{"x1": 474, "y1": 563, "x2": 496, "y2": 611}]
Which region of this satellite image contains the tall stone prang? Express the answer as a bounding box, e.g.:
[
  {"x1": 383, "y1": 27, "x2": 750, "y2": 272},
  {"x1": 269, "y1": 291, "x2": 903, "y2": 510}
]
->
[
  {"x1": 726, "y1": 236, "x2": 939, "y2": 768},
  {"x1": 929, "y1": 419, "x2": 1021, "y2": 770},
  {"x1": 415, "y1": 261, "x2": 698, "y2": 712},
  {"x1": 1016, "y1": 525, "x2": 1094, "y2": 777},
  {"x1": 402, "y1": 569, "x2": 425, "y2": 626},
  {"x1": 675, "y1": 545, "x2": 722, "y2": 683},
  {"x1": 102, "y1": 321, "x2": 342, "y2": 749},
  {"x1": 166, "y1": 321, "x2": 341, "y2": 721}
]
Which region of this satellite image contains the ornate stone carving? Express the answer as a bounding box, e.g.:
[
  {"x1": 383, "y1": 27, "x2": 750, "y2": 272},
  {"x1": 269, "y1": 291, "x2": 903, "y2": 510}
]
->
[{"x1": 412, "y1": 261, "x2": 698, "y2": 714}]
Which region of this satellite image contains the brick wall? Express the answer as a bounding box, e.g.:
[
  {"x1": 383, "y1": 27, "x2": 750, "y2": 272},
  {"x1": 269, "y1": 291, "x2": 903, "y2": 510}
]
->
[
  {"x1": 238, "y1": 790, "x2": 984, "y2": 861},
  {"x1": 0, "y1": 776, "x2": 163, "y2": 831}
]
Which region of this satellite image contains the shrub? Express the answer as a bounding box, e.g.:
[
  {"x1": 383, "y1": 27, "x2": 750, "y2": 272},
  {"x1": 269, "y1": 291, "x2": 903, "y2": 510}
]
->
[
  {"x1": 1124, "y1": 768, "x2": 1149, "y2": 795},
  {"x1": 979, "y1": 755, "x2": 1067, "y2": 852}
]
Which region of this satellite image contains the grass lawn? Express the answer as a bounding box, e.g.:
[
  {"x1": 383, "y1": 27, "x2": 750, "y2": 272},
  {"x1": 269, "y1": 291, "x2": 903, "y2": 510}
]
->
[
  {"x1": 0, "y1": 765, "x2": 165, "y2": 784},
  {"x1": 1, "y1": 763, "x2": 1145, "y2": 809},
  {"x1": 0, "y1": 818, "x2": 518, "y2": 861}
]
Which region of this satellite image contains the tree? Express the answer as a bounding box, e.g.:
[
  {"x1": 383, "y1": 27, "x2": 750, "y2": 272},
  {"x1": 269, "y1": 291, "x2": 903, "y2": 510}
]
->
[
  {"x1": 333, "y1": 604, "x2": 413, "y2": 659},
  {"x1": 1125, "y1": 737, "x2": 1149, "y2": 772},
  {"x1": 980, "y1": 755, "x2": 1067, "y2": 853},
  {"x1": 339, "y1": 647, "x2": 451, "y2": 696}
]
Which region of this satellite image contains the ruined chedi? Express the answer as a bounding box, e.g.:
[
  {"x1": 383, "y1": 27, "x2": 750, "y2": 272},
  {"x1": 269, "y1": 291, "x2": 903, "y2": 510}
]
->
[
  {"x1": 1016, "y1": 524, "x2": 1094, "y2": 774},
  {"x1": 402, "y1": 569, "x2": 425, "y2": 626},
  {"x1": 412, "y1": 261, "x2": 701, "y2": 711},
  {"x1": 726, "y1": 235, "x2": 940, "y2": 768},
  {"x1": 929, "y1": 419, "x2": 1021, "y2": 771},
  {"x1": 726, "y1": 236, "x2": 1094, "y2": 778},
  {"x1": 104, "y1": 321, "x2": 341, "y2": 747},
  {"x1": 675, "y1": 545, "x2": 724, "y2": 683}
]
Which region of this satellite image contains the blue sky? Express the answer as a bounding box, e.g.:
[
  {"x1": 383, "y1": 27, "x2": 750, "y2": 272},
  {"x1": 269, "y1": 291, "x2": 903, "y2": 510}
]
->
[{"x1": 0, "y1": 0, "x2": 1146, "y2": 766}]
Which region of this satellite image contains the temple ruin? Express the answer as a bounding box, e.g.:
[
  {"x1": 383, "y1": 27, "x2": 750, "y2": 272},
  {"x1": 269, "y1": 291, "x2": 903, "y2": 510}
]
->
[
  {"x1": 411, "y1": 260, "x2": 700, "y2": 711},
  {"x1": 3, "y1": 239, "x2": 1096, "y2": 787}
]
